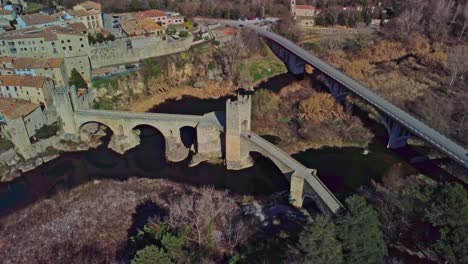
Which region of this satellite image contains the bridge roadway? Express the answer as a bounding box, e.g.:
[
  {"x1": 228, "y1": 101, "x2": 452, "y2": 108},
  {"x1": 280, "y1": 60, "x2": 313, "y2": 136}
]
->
[
  {"x1": 243, "y1": 132, "x2": 343, "y2": 213},
  {"x1": 75, "y1": 109, "x2": 205, "y2": 123},
  {"x1": 217, "y1": 20, "x2": 468, "y2": 169}
]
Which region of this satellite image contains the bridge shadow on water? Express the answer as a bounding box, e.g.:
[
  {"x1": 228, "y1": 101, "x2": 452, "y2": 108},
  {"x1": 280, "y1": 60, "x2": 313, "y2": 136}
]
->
[{"x1": 0, "y1": 127, "x2": 289, "y2": 219}]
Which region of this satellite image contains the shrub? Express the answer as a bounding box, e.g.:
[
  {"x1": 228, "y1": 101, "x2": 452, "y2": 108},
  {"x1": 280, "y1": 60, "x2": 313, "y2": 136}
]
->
[
  {"x1": 68, "y1": 68, "x2": 87, "y2": 88},
  {"x1": 252, "y1": 89, "x2": 280, "y2": 119},
  {"x1": 179, "y1": 30, "x2": 189, "y2": 38},
  {"x1": 298, "y1": 93, "x2": 345, "y2": 122}
]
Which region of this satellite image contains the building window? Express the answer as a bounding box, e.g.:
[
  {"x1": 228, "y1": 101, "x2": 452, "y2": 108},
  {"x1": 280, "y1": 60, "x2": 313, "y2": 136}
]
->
[{"x1": 69, "y1": 46, "x2": 72, "y2": 51}]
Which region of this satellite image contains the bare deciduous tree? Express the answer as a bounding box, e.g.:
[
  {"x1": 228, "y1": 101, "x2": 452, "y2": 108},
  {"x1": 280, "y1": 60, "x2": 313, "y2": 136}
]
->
[
  {"x1": 168, "y1": 187, "x2": 251, "y2": 255},
  {"x1": 460, "y1": 3, "x2": 468, "y2": 40},
  {"x1": 426, "y1": 0, "x2": 456, "y2": 41},
  {"x1": 386, "y1": 0, "x2": 426, "y2": 39},
  {"x1": 448, "y1": 45, "x2": 468, "y2": 87}
]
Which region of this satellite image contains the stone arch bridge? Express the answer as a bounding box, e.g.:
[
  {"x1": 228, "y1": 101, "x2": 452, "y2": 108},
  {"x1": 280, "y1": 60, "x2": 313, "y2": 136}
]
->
[{"x1": 53, "y1": 87, "x2": 343, "y2": 214}]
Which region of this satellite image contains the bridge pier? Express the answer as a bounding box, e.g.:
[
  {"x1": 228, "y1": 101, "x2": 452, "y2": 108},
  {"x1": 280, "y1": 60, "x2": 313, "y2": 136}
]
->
[
  {"x1": 165, "y1": 129, "x2": 190, "y2": 162},
  {"x1": 265, "y1": 39, "x2": 305, "y2": 75},
  {"x1": 381, "y1": 115, "x2": 411, "y2": 149},
  {"x1": 323, "y1": 77, "x2": 349, "y2": 101},
  {"x1": 290, "y1": 173, "x2": 305, "y2": 208}
]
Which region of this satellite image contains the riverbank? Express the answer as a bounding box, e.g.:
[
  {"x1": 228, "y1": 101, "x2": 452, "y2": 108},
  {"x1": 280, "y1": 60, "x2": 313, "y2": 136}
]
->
[{"x1": 128, "y1": 80, "x2": 236, "y2": 112}]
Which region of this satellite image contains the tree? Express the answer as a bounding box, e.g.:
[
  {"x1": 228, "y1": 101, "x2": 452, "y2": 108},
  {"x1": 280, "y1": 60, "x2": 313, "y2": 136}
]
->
[
  {"x1": 289, "y1": 215, "x2": 343, "y2": 264},
  {"x1": 448, "y1": 45, "x2": 468, "y2": 87},
  {"x1": 424, "y1": 183, "x2": 468, "y2": 227},
  {"x1": 460, "y1": 3, "x2": 468, "y2": 40},
  {"x1": 87, "y1": 33, "x2": 96, "y2": 45},
  {"x1": 435, "y1": 226, "x2": 468, "y2": 264},
  {"x1": 385, "y1": 0, "x2": 425, "y2": 40},
  {"x1": 167, "y1": 187, "x2": 251, "y2": 255},
  {"x1": 96, "y1": 33, "x2": 105, "y2": 43},
  {"x1": 129, "y1": 0, "x2": 144, "y2": 11},
  {"x1": 426, "y1": 0, "x2": 455, "y2": 41},
  {"x1": 338, "y1": 195, "x2": 387, "y2": 264},
  {"x1": 68, "y1": 68, "x2": 87, "y2": 88},
  {"x1": 179, "y1": 30, "x2": 189, "y2": 38},
  {"x1": 131, "y1": 245, "x2": 173, "y2": 264},
  {"x1": 106, "y1": 33, "x2": 115, "y2": 42}
]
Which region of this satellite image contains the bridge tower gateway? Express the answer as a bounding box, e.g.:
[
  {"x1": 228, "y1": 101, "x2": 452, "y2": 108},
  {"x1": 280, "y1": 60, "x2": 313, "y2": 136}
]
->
[
  {"x1": 225, "y1": 95, "x2": 254, "y2": 170},
  {"x1": 52, "y1": 86, "x2": 79, "y2": 136}
]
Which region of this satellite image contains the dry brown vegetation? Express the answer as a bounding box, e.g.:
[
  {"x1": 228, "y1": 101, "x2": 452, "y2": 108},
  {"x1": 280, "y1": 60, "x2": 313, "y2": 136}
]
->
[
  {"x1": 0, "y1": 178, "x2": 250, "y2": 263},
  {"x1": 252, "y1": 80, "x2": 373, "y2": 153},
  {"x1": 314, "y1": 35, "x2": 468, "y2": 146}
]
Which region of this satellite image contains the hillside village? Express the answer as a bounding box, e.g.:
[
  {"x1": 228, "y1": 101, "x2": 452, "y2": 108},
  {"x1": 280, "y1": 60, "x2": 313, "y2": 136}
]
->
[
  {"x1": 0, "y1": 1, "x2": 466, "y2": 264},
  {"x1": 0, "y1": 1, "x2": 207, "y2": 175}
]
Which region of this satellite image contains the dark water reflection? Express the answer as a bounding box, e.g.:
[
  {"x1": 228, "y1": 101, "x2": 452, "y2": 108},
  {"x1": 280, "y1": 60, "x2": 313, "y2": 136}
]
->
[{"x1": 0, "y1": 128, "x2": 288, "y2": 217}]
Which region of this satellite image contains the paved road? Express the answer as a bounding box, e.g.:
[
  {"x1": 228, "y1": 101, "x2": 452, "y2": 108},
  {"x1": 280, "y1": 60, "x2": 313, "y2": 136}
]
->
[
  {"x1": 244, "y1": 132, "x2": 343, "y2": 213},
  {"x1": 215, "y1": 20, "x2": 468, "y2": 169}
]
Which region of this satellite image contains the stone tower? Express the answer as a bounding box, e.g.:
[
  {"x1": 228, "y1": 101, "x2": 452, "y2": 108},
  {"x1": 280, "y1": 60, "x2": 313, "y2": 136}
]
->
[
  {"x1": 52, "y1": 86, "x2": 78, "y2": 135},
  {"x1": 290, "y1": 0, "x2": 296, "y2": 16},
  {"x1": 225, "y1": 94, "x2": 253, "y2": 170}
]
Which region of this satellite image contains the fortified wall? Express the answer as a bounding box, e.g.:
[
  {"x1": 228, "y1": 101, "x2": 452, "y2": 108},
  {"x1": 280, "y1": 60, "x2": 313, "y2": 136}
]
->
[{"x1": 88, "y1": 35, "x2": 194, "y2": 68}]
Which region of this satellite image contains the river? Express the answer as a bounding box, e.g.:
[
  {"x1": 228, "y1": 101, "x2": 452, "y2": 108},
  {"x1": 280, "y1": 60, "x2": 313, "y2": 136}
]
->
[{"x1": 0, "y1": 73, "x2": 413, "y2": 217}]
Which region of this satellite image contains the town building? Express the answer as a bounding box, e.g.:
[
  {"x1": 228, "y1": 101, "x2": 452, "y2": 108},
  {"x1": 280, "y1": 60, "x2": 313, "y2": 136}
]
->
[
  {"x1": 134, "y1": 9, "x2": 184, "y2": 27},
  {"x1": 0, "y1": 98, "x2": 47, "y2": 147},
  {"x1": 16, "y1": 12, "x2": 73, "y2": 29},
  {"x1": 290, "y1": 0, "x2": 319, "y2": 27},
  {"x1": 0, "y1": 23, "x2": 92, "y2": 81},
  {"x1": 0, "y1": 56, "x2": 69, "y2": 85},
  {"x1": 120, "y1": 16, "x2": 165, "y2": 37},
  {"x1": 67, "y1": 0, "x2": 103, "y2": 32},
  {"x1": 0, "y1": 75, "x2": 55, "y2": 108}
]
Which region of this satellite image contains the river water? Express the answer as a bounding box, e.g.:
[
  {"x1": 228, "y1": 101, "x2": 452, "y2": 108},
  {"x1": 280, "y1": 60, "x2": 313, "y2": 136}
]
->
[{"x1": 0, "y1": 73, "x2": 410, "y2": 217}]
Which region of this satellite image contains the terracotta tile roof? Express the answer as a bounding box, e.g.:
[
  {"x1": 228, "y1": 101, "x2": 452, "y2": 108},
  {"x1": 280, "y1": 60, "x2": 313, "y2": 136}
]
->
[
  {"x1": 0, "y1": 75, "x2": 47, "y2": 87},
  {"x1": 0, "y1": 98, "x2": 40, "y2": 119},
  {"x1": 136, "y1": 9, "x2": 167, "y2": 18},
  {"x1": 12, "y1": 57, "x2": 64, "y2": 69},
  {"x1": 19, "y1": 13, "x2": 59, "y2": 26}
]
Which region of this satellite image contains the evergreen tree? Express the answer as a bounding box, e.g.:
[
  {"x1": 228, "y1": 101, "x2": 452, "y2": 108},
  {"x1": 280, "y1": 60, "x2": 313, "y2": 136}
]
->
[
  {"x1": 435, "y1": 226, "x2": 468, "y2": 264},
  {"x1": 87, "y1": 33, "x2": 96, "y2": 45},
  {"x1": 131, "y1": 245, "x2": 173, "y2": 264},
  {"x1": 338, "y1": 195, "x2": 387, "y2": 264},
  {"x1": 96, "y1": 33, "x2": 105, "y2": 43},
  {"x1": 424, "y1": 183, "x2": 468, "y2": 227},
  {"x1": 68, "y1": 68, "x2": 87, "y2": 88},
  {"x1": 290, "y1": 215, "x2": 343, "y2": 264}
]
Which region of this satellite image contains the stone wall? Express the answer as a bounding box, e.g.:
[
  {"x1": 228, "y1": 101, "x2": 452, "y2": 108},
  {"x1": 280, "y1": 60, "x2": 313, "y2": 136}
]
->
[{"x1": 88, "y1": 35, "x2": 194, "y2": 68}]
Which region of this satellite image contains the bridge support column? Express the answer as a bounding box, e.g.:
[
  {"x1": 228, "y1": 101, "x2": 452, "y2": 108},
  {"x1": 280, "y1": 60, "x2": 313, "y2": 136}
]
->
[
  {"x1": 109, "y1": 129, "x2": 141, "y2": 154},
  {"x1": 290, "y1": 173, "x2": 305, "y2": 208},
  {"x1": 190, "y1": 124, "x2": 223, "y2": 166},
  {"x1": 266, "y1": 40, "x2": 305, "y2": 75},
  {"x1": 381, "y1": 115, "x2": 411, "y2": 149},
  {"x1": 165, "y1": 129, "x2": 190, "y2": 162},
  {"x1": 323, "y1": 77, "x2": 349, "y2": 101}
]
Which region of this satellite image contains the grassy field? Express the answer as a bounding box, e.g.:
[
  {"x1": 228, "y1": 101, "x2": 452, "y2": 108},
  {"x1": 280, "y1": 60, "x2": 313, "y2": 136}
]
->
[
  {"x1": 24, "y1": 3, "x2": 45, "y2": 14},
  {"x1": 236, "y1": 57, "x2": 287, "y2": 84}
]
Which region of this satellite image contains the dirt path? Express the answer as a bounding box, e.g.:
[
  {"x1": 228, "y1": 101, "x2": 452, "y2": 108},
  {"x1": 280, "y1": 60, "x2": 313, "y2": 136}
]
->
[{"x1": 127, "y1": 81, "x2": 235, "y2": 112}]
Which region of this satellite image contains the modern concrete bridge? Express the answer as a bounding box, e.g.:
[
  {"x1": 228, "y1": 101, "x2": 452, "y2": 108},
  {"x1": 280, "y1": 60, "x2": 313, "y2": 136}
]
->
[{"x1": 215, "y1": 20, "x2": 468, "y2": 169}]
